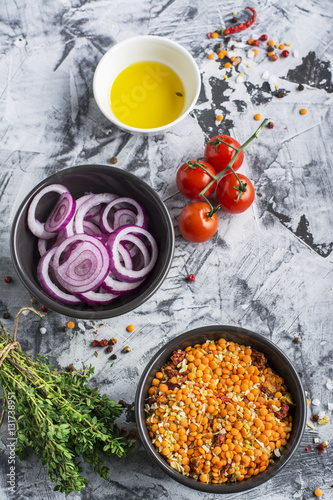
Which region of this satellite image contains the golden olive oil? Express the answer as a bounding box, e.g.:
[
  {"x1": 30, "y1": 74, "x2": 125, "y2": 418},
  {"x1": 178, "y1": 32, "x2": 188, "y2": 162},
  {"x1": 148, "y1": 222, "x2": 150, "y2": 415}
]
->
[{"x1": 110, "y1": 61, "x2": 185, "y2": 129}]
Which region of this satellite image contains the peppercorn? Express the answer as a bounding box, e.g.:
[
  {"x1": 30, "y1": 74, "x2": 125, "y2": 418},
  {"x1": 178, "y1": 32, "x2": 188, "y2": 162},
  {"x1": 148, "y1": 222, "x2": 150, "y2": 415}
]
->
[
  {"x1": 120, "y1": 427, "x2": 127, "y2": 436},
  {"x1": 269, "y1": 54, "x2": 278, "y2": 61},
  {"x1": 300, "y1": 108, "x2": 307, "y2": 115},
  {"x1": 92, "y1": 340, "x2": 100, "y2": 347},
  {"x1": 67, "y1": 321, "x2": 75, "y2": 329},
  {"x1": 30, "y1": 298, "x2": 36, "y2": 304},
  {"x1": 260, "y1": 34, "x2": 268, "y2": 41},
  {"x1": 293, "y1": 337, "x2": 301, "y2": 343},
  {"x1": 67, "y1": 365, "x2": 74, "y2": 373},
  {"x1": 110, "y1": 354, "x2": 117, "y2": 360},
  {"x1": 231, "y1": 16, "x2": 238, "y2": 23},
  {"x1": 127, "y1": 324, "x2": 135, "y2": 332},
  {"x1": 276, "y1": 89, "x2": 287, "y2": 98},
  {"x1": 109, "y1": 156, "x2": 118, "y2": 164},
  {"x1": 305, "y1": 444, "x2": 312, "y2": 451},
  {"x1": 311, "y1": 414, "x2": 319, "y2": 422},
  {"x1": 106, "y1": 345, "x2": 114, "y2": 353},
  {"x1": 4, "y1": 276, "x2": 12, "y2": 283},
  {"x1": 122, "y1": 346, "x2": 131, "y2": 353},
  {"x1": 281, "y1": 50, "x2": 289, "y2": 57},
  {"x1": 188, "y1": 274, "x2": 196, "y2": 282},
  {"x1": 3, "y1": 312, "x2": 10, "y2": 319},
  {"x1": 254, "y1": 113, "x2": 262, "y2": 121},
  {"x1": 214, "y1": 42, "x2": 222, "y2": 54},
  {"x1": 109, "y1": 337, "x2": 117, "y2": 345},
  {"x1": 314, "y1": 489, "x2": 323, "y2": 498},
  {"x1": 317, "y1": 442, "x2": 328, "y2": 453},
  {"x1": 41, "y1": 305, "x2": 48, "y2": 312},
  {"x1": 297, "y1": 84, "x2": 304, "y2": 91},
  {"x1": 252, "y1": 39, "x2": 260, "y2": 46},
  {"x1": 267, "y1": 122, "x2": 274, "y2": 129},
  {"x1": 230, "y1": 44, "x2": 235, "y2": 50},
  {"x1": 99, "y1": 339, "x2": 108, "y2": 347},
  {"x1": 118, "y1": 399, "x2": 127, "y2": 407}
]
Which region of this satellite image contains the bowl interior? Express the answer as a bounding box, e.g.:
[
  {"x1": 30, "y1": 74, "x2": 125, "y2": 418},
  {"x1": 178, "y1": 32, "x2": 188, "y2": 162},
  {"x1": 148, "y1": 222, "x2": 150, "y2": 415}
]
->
[
  {"x1": 135, "y1": 325, "x2": 306, "y2": 494},
  {"x1": 93, "y1": 36, "x2": 200, "y2": 132},
  {"x1": 10, "y1": 165, "x2": 174, "y2": 319}
]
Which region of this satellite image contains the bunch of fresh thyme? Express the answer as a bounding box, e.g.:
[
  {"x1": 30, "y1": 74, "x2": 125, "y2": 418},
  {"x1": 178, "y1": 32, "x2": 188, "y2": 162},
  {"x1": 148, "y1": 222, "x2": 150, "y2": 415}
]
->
[{"x1": 0, "y1": 308, "x2": 134, "y2": 496}]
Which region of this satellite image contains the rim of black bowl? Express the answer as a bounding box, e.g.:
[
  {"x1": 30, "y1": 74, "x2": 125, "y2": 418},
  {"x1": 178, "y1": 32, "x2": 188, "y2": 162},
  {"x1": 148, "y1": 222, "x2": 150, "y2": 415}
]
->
[
  {"x1": 10, "y1": 164, "x2": 175, "y2": 319},
  {"x1": 135, "y1": 325, "x2": 306, "y2": 494}
]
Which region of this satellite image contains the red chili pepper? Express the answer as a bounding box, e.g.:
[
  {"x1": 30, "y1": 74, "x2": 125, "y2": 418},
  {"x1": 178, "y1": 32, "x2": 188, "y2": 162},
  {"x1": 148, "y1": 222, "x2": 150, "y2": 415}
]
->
[{"x1": 218, "y1": 7, "x2": 257, "y2": 36}]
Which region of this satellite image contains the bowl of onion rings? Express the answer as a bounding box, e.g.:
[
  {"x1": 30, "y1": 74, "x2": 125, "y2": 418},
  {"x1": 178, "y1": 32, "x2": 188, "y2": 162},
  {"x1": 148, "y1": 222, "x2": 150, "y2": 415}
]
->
[{"x1": 10, "y1": 164, "x2": 174, "y2": 319}]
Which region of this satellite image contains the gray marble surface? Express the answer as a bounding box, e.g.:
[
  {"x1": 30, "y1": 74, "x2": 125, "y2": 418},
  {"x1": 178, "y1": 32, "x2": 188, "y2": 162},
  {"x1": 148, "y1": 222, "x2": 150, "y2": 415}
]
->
[{"x1": 1, "y1": 0, "x2": 333, "y2": 499}]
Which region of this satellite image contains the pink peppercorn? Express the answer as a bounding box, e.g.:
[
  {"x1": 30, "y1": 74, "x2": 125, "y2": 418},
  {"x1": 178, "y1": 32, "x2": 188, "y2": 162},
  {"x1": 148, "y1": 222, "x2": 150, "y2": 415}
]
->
[
  {"x1": 260, "y1": 34, "x2": 268, "y2": 41},
  {"x1": 188, "y1": 274, "x2": 196, "y2": 282},
  {"x1": 4, "y1": 276, "x2": 12, "y2": 283},
  {"x1": 269, "y1": 54, "x2": 278, "y2": 61},
  {"x1": 281, "y1": 50, "x2": 289, "y2": 58},
  {"x1": 92, "y1": 340, "x2": 100, "y2": 347},
  {"x1": 267, "y1": 122, "x2": 274, "y2": 129},
  {"x1": 252, "y1": 39, "x2": 260, "y2": 46}
]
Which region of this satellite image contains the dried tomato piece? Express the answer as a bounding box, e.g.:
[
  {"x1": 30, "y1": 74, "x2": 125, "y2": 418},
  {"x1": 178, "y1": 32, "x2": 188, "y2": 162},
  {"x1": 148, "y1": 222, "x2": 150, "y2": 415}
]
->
[
  {"x1": 215, "y1": 433, "x2": 226, "y2": 447},
  {"x1": 170, "y1": 350, "x2": 186, "y2": 366},
  {"x1": 276, "y1": 403, "x2": 290, "y2": 420}
]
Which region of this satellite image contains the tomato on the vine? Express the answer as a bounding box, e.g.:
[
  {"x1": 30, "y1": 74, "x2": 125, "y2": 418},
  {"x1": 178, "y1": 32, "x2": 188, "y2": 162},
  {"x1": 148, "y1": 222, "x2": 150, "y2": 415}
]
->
[
  {"x1": 178, "y1": 202, "x2": 218, "y2": 242},
  {"x1": 216, "y1": 172, "x2": 255, "y2": 213},
  {"x1": 204, "y1": 135, "x2": 244, "y2": 173},
  {"x1": 176, "y1": 160, "x2": 217, "y2": 200}
]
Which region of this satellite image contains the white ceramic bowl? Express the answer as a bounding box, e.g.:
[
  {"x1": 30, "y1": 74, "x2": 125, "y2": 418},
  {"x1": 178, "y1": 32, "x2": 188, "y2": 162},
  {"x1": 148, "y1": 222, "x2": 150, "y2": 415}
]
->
[{"x1": 93, "y1": 35, "x2": 201, "y2": 135}]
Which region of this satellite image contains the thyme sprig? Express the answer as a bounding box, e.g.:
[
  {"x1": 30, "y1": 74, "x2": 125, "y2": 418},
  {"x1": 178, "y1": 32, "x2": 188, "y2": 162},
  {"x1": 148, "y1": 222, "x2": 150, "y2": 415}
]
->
[{"x1": 0, "y1": 309, "x2": 134, "y2": 496}]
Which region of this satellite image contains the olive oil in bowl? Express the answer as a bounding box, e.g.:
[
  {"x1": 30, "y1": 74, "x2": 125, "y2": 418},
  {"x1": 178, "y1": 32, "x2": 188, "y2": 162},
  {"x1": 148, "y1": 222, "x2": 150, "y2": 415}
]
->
[{"x1": 110, "y1": 61, "x2": 185, "y2": 129}]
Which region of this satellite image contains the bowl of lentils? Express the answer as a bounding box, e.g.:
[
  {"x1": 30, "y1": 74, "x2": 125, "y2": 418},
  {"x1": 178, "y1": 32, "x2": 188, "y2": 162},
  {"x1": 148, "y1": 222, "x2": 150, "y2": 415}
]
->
[{"x1": 135, "y1": 325, "x2": 306, "y2": 493}]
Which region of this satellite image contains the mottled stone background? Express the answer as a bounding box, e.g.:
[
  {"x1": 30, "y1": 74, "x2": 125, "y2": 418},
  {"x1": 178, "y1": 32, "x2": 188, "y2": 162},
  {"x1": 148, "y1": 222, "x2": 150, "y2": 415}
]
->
[{"x1": 0, "y1": 0, "x2": 332, "y2": 499}]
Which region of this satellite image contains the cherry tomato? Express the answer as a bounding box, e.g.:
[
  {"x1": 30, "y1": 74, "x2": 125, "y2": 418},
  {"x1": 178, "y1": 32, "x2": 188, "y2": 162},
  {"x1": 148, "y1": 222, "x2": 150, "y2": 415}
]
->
[
  {"x1": 176, "y1": 160, "x2": 217, "y2": 200},
  {"x1": 204, "y1": 135, "x2": 244, "y2": 173},
  {"x1": 178, "y1": 202, "x2": 218, "y2": 242},
  {"x1": 216, "y1": 173, "x2": 255, "y2": 214}
]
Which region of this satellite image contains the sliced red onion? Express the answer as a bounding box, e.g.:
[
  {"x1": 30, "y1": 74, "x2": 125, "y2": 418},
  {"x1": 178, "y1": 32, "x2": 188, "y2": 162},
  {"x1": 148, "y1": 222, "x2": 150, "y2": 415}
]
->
[
  {"x1": 53, "y1": 234, "x2": 110, "y2": 293},
  {"x1": 118, "y1": 243, "x2": 133, "y2": 270},
  {"x1": 76, "y1": 288, "x2": 118, "y2": 304},
  {"x1": 83, "y1": 221, "x2": 102, "y2": 235},
  {"x1": 122, "y1": 234, "x2": 150, "y2": 265},
  {"x1": 27, "y1": 184, "x2": 69, "y2": 239},
  {"x1": 107, "y1": 225, "x2": 158, "y2": 283},
  {"x1": 100, "y1": 197, "x2": 147, "y2": 234},
  {"x1": 44, "y1": 193, "x2": 76, "y2": 233},
  {"x1": 113, "y1": 208, "x2": 137, "y2": 229},
  {"x1": 38, "y1": 237, "x2": 57, "y2": 257},
  {"x1": 37, "y1": 247, "x2": 81, "y2": 304},
  {"x1": 75, "y1": 193, "x2": 118, "y2": 234}
]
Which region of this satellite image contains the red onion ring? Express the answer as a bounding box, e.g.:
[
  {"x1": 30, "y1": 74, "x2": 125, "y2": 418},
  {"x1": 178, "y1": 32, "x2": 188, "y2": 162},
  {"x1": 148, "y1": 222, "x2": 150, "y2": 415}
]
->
[
  {"x1": 100, "y1": 197, "x2": 147, "y2": 233},
  {"x1": 27, "y1": 184, "x2": 69, "y2": 239},
  {"x1": 75, "y1": 193, "x2": 118, "y2": 234},
  {"x1": 53, "y1": 234, "x2": 110, "y2": 293},
  {"x1": 76, "y1": 288, "x2": 118, "y2": 304},
  {"x1": 37, "y1": 247, "x2": 81, "y2": 304},
  {"x1": 113, "y1": 208, "x2": 137, "y2": 229},
  {"x1": 44, "y1": 192, "x2": 76, "y2": 233},
  {"x1": 107, "y1": 225, "x2": 158, "y2": 283}
]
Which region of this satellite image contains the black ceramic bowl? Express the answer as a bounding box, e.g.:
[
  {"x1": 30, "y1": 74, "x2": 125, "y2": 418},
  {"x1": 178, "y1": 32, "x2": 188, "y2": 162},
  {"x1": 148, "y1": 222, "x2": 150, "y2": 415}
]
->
[
  {"x1": 10, "y1": 164, "x2": 175, "y2": 319},
  {"x1": 135, "y1": 325, "x2": 306, "y2": 494}
]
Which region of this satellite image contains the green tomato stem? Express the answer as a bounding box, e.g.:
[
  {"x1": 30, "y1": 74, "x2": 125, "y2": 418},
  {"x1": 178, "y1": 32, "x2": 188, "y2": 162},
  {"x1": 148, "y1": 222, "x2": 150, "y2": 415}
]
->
[{"x1": 199, "y1": 118, "x2": 269, "y2": 207}]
